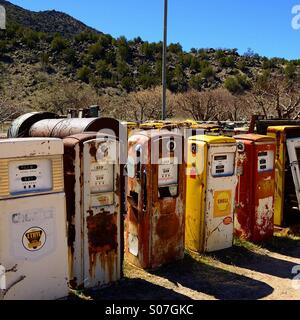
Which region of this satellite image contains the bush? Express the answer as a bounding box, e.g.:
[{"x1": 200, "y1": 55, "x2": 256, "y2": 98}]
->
[
  {"x1": 75, "y1": 31, "x2": 99, "y2": 43},
  {"x1": 121, "y1": 76, "x2": 135, "y2": 92},
  {"x1": 168, "y1": 43, "x2": 183, "y2": 54},
  {"x1": 40, "y1": 52, "x2": 50, "y2": 69},
  {"x1": 51, "y1": 36, "x2": 67, "y2": 52},
  {"x1": 77, "y1": 66, "x2": 91, "y2": 83},
  {"x1": 0, "y1": 40, "x2": 8, "y2": 56},
  {"x1": 219, "y1": 56, "x2": 235, "y2": 68},
  {"x1": 189, "y1": 74, "x2": 203, "y2": 90},
  {"x1": 63, "y1": 48, "x2": 77, "y2": 65},
  {"x1": 224, "y1": 75, "x2": 251, "y2": 94},
  {"x1": 88, "y1": 42, "x2": 104, "y2": 60},
  {"x1": 23, "y1": 29, "x2": 40, "y2": 48},
  {"x1": 179, "y1": 53, "x2": 192, "y2": 68},
  {"x1": 98, "y1": 34, "x2": 112, "y2": 47},
  {"x1": 201, "y1": 66, "x2": 215, "y2": 79},
  {"x1": 138, "y1": 63, "x2": 151, "y2": 75},
  {"x1": 215, "y1": 49, "x2": 225, "y2": 59},
  {"x1": 141, "y1": 42, "x2": 156, "y2": 59},
  {"x1": 285, "y1": 63, "x2": 297, "y2": 80},
  {"x1": 236, "y1": 59, "x2": 248, "y2": 71},
  {"x1": 96, "y1": 60, "x2": 112, "y2": 79},
  {"x1": 105, "y1": 50, "x2": 116, "y2": 65},
  {"x1": 138, "y1": 74, "x2": 158, "y2": 89},
  {"x1": 117, "y1": 60, "x2": 130, "y2": 78},
  {"x1": 117, "y1": 44, "x2": 130, "y2": 61}
]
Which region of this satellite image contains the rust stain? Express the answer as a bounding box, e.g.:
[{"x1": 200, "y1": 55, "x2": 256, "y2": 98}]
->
[
  {"x1": 156, "y1": 214, "x2": 179, "y2": 240},
  {"x1": 89, "y1": 141, "x2": 98, "y2": 160},
  {"x1": 159, "y1": 199, "x2": 176, "y2": 215},
  {"x1": 87, "y1": 211, "x2": 118, "y2": 279}
]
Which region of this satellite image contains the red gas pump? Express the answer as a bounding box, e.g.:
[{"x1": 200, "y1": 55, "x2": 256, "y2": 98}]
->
[{"x1": 234, "y1": 134, "x2": 276, "y2": 242}]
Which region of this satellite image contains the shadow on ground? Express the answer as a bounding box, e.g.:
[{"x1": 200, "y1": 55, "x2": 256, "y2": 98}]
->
[
  {"x1": 71, "y1": 277, "x2": 192, "y2": 300},
  {"x1": 149, "y1": 254, "x2": 273, "y2": 300},
  {"x1": 259, "y1": 226, "x2": 300, "y2": 258},
  {"x1": 209, "y1": 243, "x2": 299, "y2": 279}
]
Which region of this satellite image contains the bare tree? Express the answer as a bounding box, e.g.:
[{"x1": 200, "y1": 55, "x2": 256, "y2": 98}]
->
[
  {"x1": 174, "y1": 89, "x2": 219, "y2": 121},
  {"x1": 37, "y1": 82, "x2": 109, "y2": 115},
  {"x1": 116, "y1": 87, "x2": 175, "y2": 122},
  {"x1": 249, "y1": 74, "x2": 300, "y2": 119}
]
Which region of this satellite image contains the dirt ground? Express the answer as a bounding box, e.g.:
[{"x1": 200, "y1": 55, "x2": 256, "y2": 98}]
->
[{"x1": 70, "y1": 226, "x2": 300, "y2": 301}]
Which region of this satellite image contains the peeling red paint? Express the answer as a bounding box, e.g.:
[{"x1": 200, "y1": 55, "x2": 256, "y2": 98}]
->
[{"x1": 234, "y1": 134, "x2": 275, "y2": 242}]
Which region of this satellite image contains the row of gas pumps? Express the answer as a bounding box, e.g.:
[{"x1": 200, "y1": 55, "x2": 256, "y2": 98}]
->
[{"x1": 1, "y1": 113, "x2": 300, "y2": 300}]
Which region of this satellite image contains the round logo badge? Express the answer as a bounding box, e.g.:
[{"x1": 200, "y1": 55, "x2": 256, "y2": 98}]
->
[{"x1": 22, "y1": 227, "x2": 46, "y2": 251}]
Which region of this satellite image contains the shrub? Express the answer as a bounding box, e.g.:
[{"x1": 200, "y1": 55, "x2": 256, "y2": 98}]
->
[
  {"x1": 201, "y1": 66, "x2": 215, "y2": 79},
  {"x1": 88, "y1": 42, "x2": 104, "y2": 60},
  {"x1": 96, "y1": 60, "x2": 112, "y2": 79},
  {"x1": 189, "y1": 74, "x2": 203, "y2": 90},
  {"x1": 285, "y1": 63, "x2": 297, "y2": 80},
  {"x1": 77, "y1": 65, "x2": 91, "y2": 83},
  {"x1": 63, "y1": 48, "x2": 77, "y2": 65},
  {"x1": 23, "y1": 29, "x2": 40, "y2": 48},
  {"x1": 168, "y1": 43, "x2": 183, "y2": 54},
  {"x1": 51, "y1": 36, "x2": 67, "y2": 52},
  {"x1": 121, "y1": 76, "x2": 135, "y2": 92},
  {"x1": 225, "y1": 75, "x2": 251, "y2": 94}
]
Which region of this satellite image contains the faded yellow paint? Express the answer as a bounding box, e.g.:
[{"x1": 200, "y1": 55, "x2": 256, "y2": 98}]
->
[
  {"x1": 267, "y1": 128, "x2": 285, "y2": 226},
  {"x1": 190, "y1": 135, "x2": 236, "y2": 145},
  {"x1": 0, "y1": 155, "x2": 64, "y2": 197},
  {"x1": 185, "y1": 140, "x2": 207, "y2": 252}
]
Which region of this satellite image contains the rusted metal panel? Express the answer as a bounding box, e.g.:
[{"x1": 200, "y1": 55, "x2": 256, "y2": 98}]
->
[
  {"x1": 29, "y1": 117, "x2": 127, "y2": 142},
  {"x1": 126, "y1": 130, "x2": 185, "y2": 269},
  {"x1": 29, "y1": 118, "x2": 99, "y2": 138},
  {"x1": 7, "y1": 112, "x2": 59, "y2": 138},
  {"x1": 83, "y1": 137, "x2": 123, "y2": 286},
  {"x1": 234, "y1": 134, "x2": 275, "y2": 242},
  {"x1": 63, "y1": 132, "x2": 124, "y2": 289}
]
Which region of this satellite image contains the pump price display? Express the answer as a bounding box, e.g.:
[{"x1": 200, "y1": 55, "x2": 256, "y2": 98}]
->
[
  {"x1": 257, "y1": 150, "x2": 274, "y2": 172},
  {"x1": 90, "y1": 162, "x2": 114, "y2": 194},
  {"x1": 212, "y1": 153, "x2": 235, "y2": 177},
  {"x1": 158, "y1": 157, "x2": 178, "y2": 186},
  {"x1": 9, "y1": 159, "x2": 52, "y2": 194}
]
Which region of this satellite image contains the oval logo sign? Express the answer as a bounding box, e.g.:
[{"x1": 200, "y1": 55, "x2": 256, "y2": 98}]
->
[
  {"x1": 214, "y1": 190, "x2": 232, "y2": 217},
  {"x1": 22, "y1": 227, "x2": 46, "y2": 251}
]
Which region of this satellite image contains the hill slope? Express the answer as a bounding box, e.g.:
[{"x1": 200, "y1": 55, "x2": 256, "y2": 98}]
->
[
  {"x1": 0, "y1": 1, "x2": 299, "y2": 122},
  {"x1": 0, "y1": 0, "x2": 100, "y2": 37}
]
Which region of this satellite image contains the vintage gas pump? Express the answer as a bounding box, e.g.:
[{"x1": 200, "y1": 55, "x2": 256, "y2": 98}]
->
[
  {"x1": 234, "y1": 134, "x2": 275, "y2": 242},
  {"x1": 126, "y1": 130, "x2": 185, "y2": 269},
  {"x1": 185, "y1": 135, "x2": 237, "y2": 253},
  {"x1": 267, "y1": 126, "x2": 300, "y2": 226},
  {"x1": 0, "y1": 138, "x2": 68, "y2": 300},
  {"x1": 63, "y1": 132, "x2": 124, "y2": 289},
  {"x1": 287, "y1": 137, "x2": 300, "y2": 212}
]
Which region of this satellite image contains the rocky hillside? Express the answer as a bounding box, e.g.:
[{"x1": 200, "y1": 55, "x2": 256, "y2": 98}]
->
[
  {"x1": 0, "y1": 0, "x2": 100, "y2": 37},
  {"x1": 0, "y1": 1, "x2": 299, "y2": 120}
]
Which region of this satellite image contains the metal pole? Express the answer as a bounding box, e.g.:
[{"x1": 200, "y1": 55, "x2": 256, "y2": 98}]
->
[{"x1": 162, "y1": 0, "x2": 168, "y2": 120}]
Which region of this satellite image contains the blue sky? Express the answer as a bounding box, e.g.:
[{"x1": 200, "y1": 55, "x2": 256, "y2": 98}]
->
[{"x1": 7, "y1": 0, "x2": 300, "y2": 59}]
